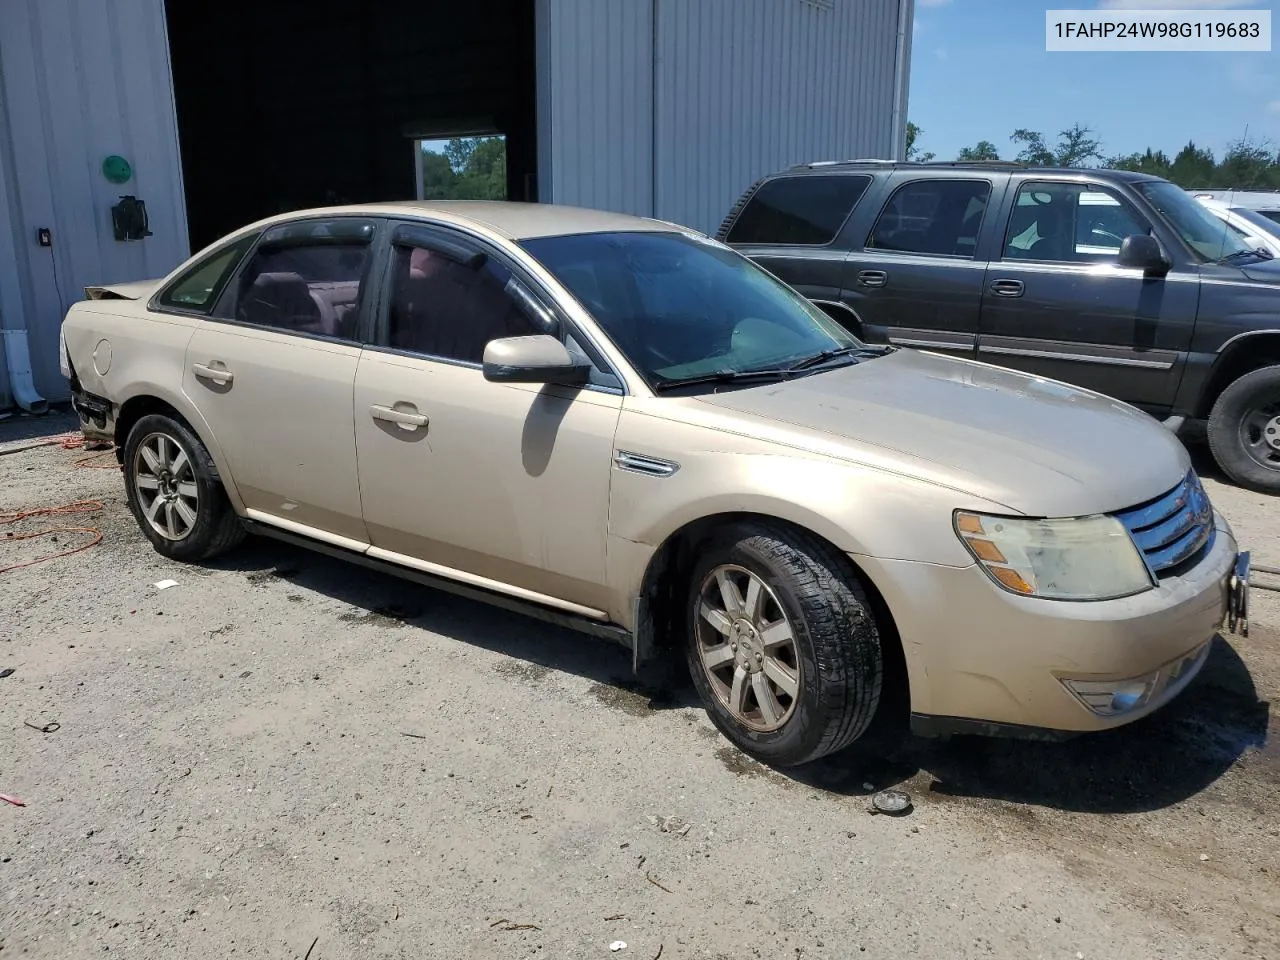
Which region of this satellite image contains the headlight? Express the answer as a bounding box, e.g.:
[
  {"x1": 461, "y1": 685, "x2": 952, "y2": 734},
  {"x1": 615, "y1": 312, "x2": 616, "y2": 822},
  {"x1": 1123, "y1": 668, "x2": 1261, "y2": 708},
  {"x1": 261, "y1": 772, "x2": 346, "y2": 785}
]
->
[{"x1": 954, "y1": 511, "x2": 1154, "y2": 601}]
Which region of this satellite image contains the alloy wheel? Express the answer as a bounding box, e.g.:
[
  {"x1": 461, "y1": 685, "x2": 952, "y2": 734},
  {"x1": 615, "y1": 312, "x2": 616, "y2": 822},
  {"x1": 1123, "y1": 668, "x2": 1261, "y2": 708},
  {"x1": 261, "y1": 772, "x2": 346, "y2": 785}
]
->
[
  {"x1": 133, "y1": 432, "x2": 199, "y2": 541},
  {"x1": 694, "y1": 564, "x2": 801, "y2": 732},
  {"x1": 1241, "y1": 398, "x2": 1280, "y2": 471}
]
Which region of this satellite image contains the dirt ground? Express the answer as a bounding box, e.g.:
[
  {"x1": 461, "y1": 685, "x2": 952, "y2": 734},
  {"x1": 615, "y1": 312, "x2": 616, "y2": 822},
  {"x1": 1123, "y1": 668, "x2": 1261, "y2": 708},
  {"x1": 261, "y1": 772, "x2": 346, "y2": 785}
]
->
[{"x1": 2, "y1": 410, "x2": 1277, "y2": 960}]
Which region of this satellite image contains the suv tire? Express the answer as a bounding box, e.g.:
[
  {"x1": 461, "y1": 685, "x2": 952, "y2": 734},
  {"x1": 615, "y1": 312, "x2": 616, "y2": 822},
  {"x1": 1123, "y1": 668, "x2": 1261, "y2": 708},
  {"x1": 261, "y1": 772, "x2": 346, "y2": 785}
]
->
[
  {"x1": 123, "y1": 414, "x2": 246, "y2": 561},
  {"x1": 685, "y1": 521, "x2": 883, "y2": 767},
  {"x1": 1208, "y1": 365, "x2": 1280, "y2": 494}
]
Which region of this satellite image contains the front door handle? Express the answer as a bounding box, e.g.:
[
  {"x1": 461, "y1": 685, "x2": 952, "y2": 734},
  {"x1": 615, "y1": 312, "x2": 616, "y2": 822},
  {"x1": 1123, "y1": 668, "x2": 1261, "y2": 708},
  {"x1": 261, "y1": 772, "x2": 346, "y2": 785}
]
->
[
  {"x1": 857, "y1": 270, "x2": 888, "y2": 288},
  {"x1": 192, "y1": 362, "x2": 234, "y2": 385},
  {"x1": 989, "y1": 279, "x2": 1025, "y2": 298},
  {"x1": 370, "y1": 403, "x2": 429, "y2": 429}
]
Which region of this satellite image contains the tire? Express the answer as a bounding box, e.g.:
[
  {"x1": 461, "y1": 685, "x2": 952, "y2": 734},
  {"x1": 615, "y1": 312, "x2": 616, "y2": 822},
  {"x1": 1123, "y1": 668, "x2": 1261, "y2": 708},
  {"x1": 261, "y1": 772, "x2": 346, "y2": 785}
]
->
[
  {"x1": 1207, "y1": 365, "x2": 1280, "y2": 495},
  {"x1": 122, "y1": 413, "x2": 246, "y2": 561},
  {"x1": 684, "y1": 521, "x2": 884, "y2": 767}
]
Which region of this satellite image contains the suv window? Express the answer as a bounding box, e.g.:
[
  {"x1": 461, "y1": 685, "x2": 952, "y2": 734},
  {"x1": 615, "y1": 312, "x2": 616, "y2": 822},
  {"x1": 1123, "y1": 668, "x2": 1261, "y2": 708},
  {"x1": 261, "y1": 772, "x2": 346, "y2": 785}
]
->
[
  {"x1": 230, "y1": 241, "x2": 370, "y2": 339},
  {"x1": 1005, "y1": 182, "x2": 1148, "y2": 262},
  {"x1": 156, "y1": 234, "x2": 257, "y2": 313},
  {"x1": 726, "y1": 175, "x2": 871, "y2": 246},
  {"x1": 867, "y1": 179, "x2": 991, "y2": 257},
  {"x1": 387, "y1": 246, "x2": 540, "y2": 364}
]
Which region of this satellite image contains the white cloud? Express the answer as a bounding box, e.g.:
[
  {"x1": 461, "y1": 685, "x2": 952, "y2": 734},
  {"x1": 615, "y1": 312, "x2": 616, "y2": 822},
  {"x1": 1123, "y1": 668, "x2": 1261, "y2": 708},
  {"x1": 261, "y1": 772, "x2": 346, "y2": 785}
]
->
[
  {"x1": 1097, "y1": 0, "x2": 1263, "y2": 9},
  {"x1": 934, "y1": 47, "x2": 949, "y2": 60}
]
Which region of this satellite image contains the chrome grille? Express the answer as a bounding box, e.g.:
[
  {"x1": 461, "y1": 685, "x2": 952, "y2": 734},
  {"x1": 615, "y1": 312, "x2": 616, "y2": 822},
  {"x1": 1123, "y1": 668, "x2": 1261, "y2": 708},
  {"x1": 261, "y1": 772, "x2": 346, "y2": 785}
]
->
[{"x1": 1114, "y1": 472, "x2": 1215, "y2": 577}]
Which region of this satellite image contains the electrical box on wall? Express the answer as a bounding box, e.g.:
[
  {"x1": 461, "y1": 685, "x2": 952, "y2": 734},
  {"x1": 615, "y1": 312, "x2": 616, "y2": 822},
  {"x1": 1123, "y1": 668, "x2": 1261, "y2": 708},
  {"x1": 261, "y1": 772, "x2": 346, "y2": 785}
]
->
[{"x1": 111, "y1": 196, "x2": 152, "y2": 241}]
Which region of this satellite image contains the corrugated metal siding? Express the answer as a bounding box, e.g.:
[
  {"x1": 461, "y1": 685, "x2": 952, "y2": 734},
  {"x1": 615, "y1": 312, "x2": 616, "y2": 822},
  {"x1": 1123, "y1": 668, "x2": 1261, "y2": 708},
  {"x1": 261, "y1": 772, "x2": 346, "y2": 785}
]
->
[
  {"x1": 537, "y1": 0, "x2": 655, "y2": 218},
  {"x1": 0, "y1": 0, "x2": 187, "y2": 403},
  {"x1": 653, "y1": 0, "x2": 902, "y2": 233},
  {"x1": 538, "y1": 0, "x2": 905, "y2": 235}
]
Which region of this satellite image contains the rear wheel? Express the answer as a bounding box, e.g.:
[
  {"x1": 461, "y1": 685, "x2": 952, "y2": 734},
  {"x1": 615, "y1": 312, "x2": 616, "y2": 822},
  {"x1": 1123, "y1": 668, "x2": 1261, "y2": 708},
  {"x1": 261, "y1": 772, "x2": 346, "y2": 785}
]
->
[
  {"x1": 1208, "y1": 365, "x2": 1280, "y2": 494},
  {"x1": 685, "y1": 522, "x2": 884, "y2": 767},
  {"x1": 123, "y1": 414, "x2": 245, "y2": 561}
]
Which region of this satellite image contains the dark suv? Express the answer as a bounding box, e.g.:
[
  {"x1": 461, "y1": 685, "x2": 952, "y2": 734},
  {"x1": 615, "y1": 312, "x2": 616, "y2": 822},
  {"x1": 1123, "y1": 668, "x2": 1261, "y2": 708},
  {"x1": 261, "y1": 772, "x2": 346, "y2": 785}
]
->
[{"x1": 717, "y1": 161, "x2": 1280, "y2": 493}]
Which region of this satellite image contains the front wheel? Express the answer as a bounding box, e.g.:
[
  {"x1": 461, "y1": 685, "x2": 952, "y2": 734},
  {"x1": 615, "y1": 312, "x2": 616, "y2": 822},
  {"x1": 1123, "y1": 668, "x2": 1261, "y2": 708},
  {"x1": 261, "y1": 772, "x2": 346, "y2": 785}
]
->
[
  {"x1": 1207, "y1": 365, "x2": 1280, "y2": 494},
  {"x1": 685, "y1": 522, "x2": 884, "y2": 767},
  {"x1": 123, "y1": 413, "x2": 246, "y2": 561}
]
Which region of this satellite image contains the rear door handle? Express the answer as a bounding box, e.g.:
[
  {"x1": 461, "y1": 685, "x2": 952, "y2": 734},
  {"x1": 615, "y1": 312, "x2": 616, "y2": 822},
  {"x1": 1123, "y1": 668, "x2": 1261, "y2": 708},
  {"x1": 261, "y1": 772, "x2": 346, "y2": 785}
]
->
[
  {"x1": 857, "y1": 270, "x2": 888, "y2": 288},
  {"x1": 989, "y1": 279, "x2": 1025, "y2": 298},
  {"x1": 191, "y1": 362, "x2": 233, "y2": 385},
  {"x1": 370, "y1": 403, "x2": 429, "y2": 429}
]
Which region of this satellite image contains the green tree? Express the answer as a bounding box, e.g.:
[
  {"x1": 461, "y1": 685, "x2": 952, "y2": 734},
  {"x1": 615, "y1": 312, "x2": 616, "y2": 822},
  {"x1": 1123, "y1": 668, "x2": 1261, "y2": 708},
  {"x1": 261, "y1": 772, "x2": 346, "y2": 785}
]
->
[
  {"x1": 1107, "y1": 148, "x2": 1172, "y2": 179},
  {"x1": 1216, "y1": 136, "x2": 1278, "y2": 189},
  {"x1": 906, "y1": 122, "x2": 935, "y2": 162},
  {"x1": 1168, "y1": 141, "x2": 1216, "y2": 187},
  {"x1": 1010, "y1": 124, "x2": 1103, "y2": 167},
  {"x1": 420, "y1": 149, "x2": 458, "y2": 200},
  {"x1": 957, "y1": 140, "x2": 1000, "y2": 161},
  {"x1": 420, "y1": 136, "x2": 508, "y2": 201}
]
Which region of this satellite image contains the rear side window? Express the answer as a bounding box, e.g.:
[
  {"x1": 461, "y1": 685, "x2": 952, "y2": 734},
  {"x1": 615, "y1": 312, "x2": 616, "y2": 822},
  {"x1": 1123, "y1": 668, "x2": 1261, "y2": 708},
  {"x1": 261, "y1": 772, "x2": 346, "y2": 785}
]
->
[
  {"x1": 725, "y1": 175, "x2": 871, "y2": 246},
  {"x1": 156, "y1": 234, "x2": 257, "y2": 313},
  {"x1": 229, "y1": 242, "x2": 371, "y2": 340},
  {"x1": 868, "y1": 179, "x2": 992, "y2": 257}
]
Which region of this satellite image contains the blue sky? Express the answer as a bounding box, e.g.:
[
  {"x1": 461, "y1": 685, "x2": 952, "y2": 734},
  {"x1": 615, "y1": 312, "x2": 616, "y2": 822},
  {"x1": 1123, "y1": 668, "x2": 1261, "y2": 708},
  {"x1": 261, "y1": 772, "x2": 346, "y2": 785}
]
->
[{"x1": 908, "y1": 0, "x2": 1279, "y2": 162}]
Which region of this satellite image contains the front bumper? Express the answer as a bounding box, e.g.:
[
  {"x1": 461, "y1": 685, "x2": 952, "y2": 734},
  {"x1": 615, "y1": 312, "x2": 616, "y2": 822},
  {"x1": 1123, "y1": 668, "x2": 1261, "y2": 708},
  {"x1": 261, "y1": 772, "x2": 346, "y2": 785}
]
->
[{"x1": 857, "y1": 512, "x2": 1241, "y2": 735}]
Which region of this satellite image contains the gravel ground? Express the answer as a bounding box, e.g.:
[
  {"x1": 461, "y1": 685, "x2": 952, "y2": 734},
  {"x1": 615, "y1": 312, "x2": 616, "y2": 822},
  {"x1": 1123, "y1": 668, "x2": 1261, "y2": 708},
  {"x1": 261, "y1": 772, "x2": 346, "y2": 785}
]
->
[{"x1": 2, "y1": 410, "x2": 1277, "y2": 960}]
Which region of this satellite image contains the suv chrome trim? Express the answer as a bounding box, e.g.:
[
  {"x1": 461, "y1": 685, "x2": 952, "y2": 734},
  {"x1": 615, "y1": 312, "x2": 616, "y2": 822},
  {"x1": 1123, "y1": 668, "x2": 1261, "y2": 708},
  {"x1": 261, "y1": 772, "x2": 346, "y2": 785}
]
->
[{"x1": 614, "y1": 451, "x2": 679, "y2": 478}]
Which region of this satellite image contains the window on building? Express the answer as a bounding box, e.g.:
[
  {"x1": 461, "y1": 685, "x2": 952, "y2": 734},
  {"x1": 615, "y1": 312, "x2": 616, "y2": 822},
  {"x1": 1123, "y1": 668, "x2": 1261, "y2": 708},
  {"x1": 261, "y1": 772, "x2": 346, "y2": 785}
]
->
[
  {"x1": 725, "y1": 175, "x2": 871, "y2": 246},
  {"x1": 416, "y1": 135, "x2": 508, "y2": 201},
  {"x1": 867, "y1": 179, "x2": 991, "y2": 257},
  {"x1": 231, "y1": 242, "x2": 370, "y2": 339},
  {"x1": 156, "y1": 234, "x2": 257, "y2": 313},
  {"x1": 387, "y1": 246, "x2": 539, "y2": 364},
  {"x1": 1004, "y1": 182, "x2": 1148, "y2": 263}
]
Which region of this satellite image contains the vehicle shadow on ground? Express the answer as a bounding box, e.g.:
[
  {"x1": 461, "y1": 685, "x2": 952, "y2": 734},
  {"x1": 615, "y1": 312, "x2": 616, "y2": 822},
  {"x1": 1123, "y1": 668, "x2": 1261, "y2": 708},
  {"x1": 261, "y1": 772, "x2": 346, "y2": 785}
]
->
[
  {"x1": 0, "y1": 408, "x2": 80, "y2": 445},
  {"x1": 207, "y1": 536, "x2": 702, "y2": 709},
  {"x1": 788, "y1": 635, "x2": 1271, "y2": 814},
  {"x1": 212, "y1": 538, "x2": 1268, "y2": 816}
]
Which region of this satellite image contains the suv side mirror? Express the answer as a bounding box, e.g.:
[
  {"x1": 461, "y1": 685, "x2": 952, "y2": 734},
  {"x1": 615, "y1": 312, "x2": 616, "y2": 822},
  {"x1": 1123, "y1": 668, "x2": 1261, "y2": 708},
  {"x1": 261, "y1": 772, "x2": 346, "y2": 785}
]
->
[
  {"x1": 483, "y1": 335, "x2": 590, "y2": 386},
  {"x1": 1117, "y1": 234, "x2": 1169, "y2": 276}
]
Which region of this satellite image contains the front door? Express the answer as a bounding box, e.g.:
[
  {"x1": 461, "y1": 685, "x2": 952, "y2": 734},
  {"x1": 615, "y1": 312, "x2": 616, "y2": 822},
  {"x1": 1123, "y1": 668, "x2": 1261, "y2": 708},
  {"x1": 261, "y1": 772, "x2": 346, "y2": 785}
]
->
[
  {"x1": 977, "y1": 179, "x2": 1198, "y2": 412},
  {"x1": 353, "y1": 227, "x2": 622, "y2": 615},
  {"x1": 182, "y1": 217, "x2": 378, "y2": 545},
  {"x1": 838, "y1": 175, "x2": 1000, "y2": 357}
]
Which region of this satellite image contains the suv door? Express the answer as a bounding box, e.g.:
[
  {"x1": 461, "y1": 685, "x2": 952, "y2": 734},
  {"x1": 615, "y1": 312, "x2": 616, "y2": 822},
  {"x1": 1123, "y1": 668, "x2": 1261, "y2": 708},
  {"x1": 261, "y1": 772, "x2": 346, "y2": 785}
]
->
[
  {"x1": 837, "y1": 175, "x2": 1002, "y2": 358},
  {"x1": 180, "y1": 217, "x2": 377, "y2": 545},
  {"x1": 977, "y1": 179, "x2": 1198, "y2": 412},
  {"x1": 353, "y1": 223, "x2": 623, "y2": 616},
  {"x1": 722, "y1": 173, "x2": 873, "y2": 319}
]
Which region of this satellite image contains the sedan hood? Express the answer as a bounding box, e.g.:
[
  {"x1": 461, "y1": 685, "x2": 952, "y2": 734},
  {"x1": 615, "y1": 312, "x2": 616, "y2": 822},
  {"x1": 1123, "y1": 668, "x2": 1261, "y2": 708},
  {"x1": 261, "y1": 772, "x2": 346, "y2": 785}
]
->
[{"x1": 692, "y1": 349, "x2": 1190, "y2": 517}]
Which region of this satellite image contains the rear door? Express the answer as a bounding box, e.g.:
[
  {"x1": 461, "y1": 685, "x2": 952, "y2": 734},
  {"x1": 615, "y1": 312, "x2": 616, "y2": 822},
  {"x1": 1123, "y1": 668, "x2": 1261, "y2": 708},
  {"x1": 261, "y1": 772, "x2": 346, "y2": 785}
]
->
[
  {"x1": 976, "y1": 178, "x2": 1198, "y2": 411},
  {"x1": 836, "y1": 174, "x2": 1004, "y2": 357},
  {"x1": 181, "y1": 216, "x2": 378, "y2": 545},
  {"x1": 722, "y1": 173, "x2": 873, "y2": 324}
]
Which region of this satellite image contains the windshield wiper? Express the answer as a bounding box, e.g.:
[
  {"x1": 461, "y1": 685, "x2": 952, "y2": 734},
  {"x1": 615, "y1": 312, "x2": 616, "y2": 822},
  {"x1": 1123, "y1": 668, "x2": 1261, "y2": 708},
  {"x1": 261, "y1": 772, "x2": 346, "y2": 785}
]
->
[
  {"x1": 650, "y1": 368, "x2": 799, "y2": 392},
  {"x1": 785, "y1": 345, "x2": 879, "y2": 372},
  {"x1": 1218, "y1": 248, "x2": 1269, "y2": 264}
]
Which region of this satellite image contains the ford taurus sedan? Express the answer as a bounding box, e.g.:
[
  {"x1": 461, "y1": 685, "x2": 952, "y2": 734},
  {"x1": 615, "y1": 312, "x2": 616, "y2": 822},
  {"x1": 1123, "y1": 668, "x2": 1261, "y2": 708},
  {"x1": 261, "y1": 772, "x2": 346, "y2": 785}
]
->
[{"x1": 61, "y1": 201, "x2": 1250, "y2": 767}]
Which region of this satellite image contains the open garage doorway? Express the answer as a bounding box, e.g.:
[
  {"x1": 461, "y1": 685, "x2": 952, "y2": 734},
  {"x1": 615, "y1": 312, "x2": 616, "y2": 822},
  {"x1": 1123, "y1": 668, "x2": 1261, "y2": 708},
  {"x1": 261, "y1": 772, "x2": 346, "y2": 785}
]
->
[{"x1": 164, "y1": 0, "x2": 537, "y2": 252}]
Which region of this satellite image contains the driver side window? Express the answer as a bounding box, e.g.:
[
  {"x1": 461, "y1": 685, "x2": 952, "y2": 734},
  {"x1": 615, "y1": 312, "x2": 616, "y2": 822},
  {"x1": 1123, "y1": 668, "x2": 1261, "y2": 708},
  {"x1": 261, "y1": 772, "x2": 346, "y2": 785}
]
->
[
  {"x1": 1004, "y1": 182, "x2": 1149, "y2": 264},
  {"x1": 388, "y1": 246, "x2": 540, "y2": 364}
]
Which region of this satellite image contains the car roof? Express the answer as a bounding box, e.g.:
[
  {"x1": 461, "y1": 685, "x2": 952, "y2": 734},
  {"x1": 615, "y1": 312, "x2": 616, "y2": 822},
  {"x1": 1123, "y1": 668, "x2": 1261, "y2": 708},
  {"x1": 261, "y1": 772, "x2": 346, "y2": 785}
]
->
[
  {"x1": 239, "y1": 201, "x2": 687, "y2": 241},
  {"x1": 776, "y1": 160, "x2": 1165, "y2": 182}
]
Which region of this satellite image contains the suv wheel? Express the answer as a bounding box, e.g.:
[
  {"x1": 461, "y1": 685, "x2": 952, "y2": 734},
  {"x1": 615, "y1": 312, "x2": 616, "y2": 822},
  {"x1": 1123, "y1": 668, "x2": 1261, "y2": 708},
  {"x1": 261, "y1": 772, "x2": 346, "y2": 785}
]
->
[
  {"x1": 123, "y1": 414, "x2": 245, "y2": 561},
  {"x1": 685, "y1": 522, "x2": 884, "y2": 767},
  {"x1": 1208, "y1": 365, "x2": 1280, "y2": 494}
]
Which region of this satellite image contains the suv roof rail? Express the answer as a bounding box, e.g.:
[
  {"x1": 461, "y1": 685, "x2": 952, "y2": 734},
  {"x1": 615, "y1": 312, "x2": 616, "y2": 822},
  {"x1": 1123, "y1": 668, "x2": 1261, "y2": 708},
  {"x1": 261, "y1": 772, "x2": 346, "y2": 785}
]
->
[{"x1": 787, "y1": 158, "x2": 896, "y2": 170}]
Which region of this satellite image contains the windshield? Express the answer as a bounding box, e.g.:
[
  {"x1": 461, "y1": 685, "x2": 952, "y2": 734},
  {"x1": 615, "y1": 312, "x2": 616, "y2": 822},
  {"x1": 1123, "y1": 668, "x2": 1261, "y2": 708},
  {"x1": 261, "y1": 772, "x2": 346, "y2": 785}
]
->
[
  {"x1": 1229, "y1": 206, "x2": 1280, "y2": 241},
  {"x1": 521, "y1": 231, "x2": 862, "y2": 389},
  {"x1": 1135, "y1": 180, "x2": 1253, "y2": 261}
]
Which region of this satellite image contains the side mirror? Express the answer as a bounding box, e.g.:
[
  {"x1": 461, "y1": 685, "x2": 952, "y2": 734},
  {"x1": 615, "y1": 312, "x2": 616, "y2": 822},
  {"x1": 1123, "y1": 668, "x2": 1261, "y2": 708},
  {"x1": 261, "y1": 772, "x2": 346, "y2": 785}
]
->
[
  {"x1": 1117, "y1": 234, "x2": 1169, "y2": 276},
  {"x1": 483, "y1": 335, "x2": 590, "y2": 386}
]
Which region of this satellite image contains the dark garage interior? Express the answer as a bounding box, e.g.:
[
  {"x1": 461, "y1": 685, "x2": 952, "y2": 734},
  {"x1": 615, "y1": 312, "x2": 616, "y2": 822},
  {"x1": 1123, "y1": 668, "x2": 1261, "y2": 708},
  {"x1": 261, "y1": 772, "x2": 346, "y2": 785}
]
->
[{"x1": 165, "y1": 0, "x2": 538, "y2": 252}]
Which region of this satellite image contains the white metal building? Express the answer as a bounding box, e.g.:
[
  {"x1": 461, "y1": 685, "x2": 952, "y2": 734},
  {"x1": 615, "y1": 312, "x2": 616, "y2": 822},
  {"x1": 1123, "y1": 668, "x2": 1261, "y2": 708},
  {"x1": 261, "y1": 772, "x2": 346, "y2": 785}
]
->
[{"x1": 0, "y1": 0, "x2": 913, "y2": 410}]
